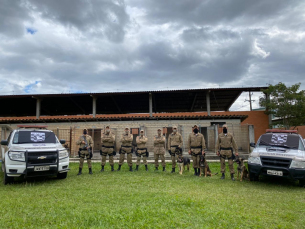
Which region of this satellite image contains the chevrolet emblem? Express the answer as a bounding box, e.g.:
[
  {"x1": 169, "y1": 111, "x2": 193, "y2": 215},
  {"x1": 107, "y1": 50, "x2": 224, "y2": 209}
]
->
[{"x1": 37, "y1": 156, "x2": 47, "y2": 159}]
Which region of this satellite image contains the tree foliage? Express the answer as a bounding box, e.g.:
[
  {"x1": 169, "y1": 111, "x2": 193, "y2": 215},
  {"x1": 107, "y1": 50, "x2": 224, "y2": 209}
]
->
[{"x1": 259, "y1": 82, "x2": 305, "y2": 129}]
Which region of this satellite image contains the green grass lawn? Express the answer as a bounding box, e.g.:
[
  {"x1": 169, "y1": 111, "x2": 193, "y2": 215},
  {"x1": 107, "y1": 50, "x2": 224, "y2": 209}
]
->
[{"x1": 0, "y1": 162, "x2": 304, "y2": 229}]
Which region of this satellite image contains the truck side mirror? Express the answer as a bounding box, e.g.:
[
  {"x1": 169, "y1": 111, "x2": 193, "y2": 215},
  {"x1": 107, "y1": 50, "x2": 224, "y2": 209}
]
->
[
  {"x1": 1, "y1": 140, "x2": 8, "y2": 146},
  {"x1": 250, "y1": 142, "x2": 255, "y2": 147},
  {"x1": 60, "y1": 139, "x2": 66, "y2": 144}
]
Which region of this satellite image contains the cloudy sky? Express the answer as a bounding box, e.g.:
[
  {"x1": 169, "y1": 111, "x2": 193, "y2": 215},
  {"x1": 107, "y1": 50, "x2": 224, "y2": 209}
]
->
[{"x1": 0, "y1": 0, "x2": 304, "y2": 111}]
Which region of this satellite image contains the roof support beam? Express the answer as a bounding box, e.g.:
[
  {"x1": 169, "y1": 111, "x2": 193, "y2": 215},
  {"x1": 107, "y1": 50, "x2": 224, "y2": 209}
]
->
[
  {"x1": 111, "y1": 96, "x2": 122, "y2": 113},
  {"x1": 190, "y1": 93, "x2": 197, "y2": 112},
  {"x1": 91, "y1": 95, "x2": 97, "y2": 118},
  {"x1": 153, "y1": 93, "x2": 157, "y2": 113},
  {"x1": 149, "y1": 93, "x2": 153, "y2": 117},
  {"x1": 32, "y1": 96, "x2": 42, "y2": 119},
  {"x1": 69, "y1": 97, "x2": 86, "y2": 114},
  {"x1": 206, "y1": 91, "x2": 211, "y2": 116}
]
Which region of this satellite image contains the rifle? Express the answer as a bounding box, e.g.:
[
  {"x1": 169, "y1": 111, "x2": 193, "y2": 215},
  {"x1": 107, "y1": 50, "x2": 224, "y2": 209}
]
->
[{"x1": 82, "y1": 136, "x2": 93, "y2": 159}]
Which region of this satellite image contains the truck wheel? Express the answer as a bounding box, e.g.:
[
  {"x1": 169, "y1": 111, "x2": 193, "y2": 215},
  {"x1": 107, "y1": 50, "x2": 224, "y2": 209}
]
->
[
  {"x1": 4, "y1": 170, "x2": 14, "y2": 185},
  {"x1": 57, "y1": 172, "x2": 67, "y2": 179},
  {"x1": 249, "y1": 172, "x2": 259, "y2": 182},
  {"x1": 299, "y1": 180, "x2": 305, "y2": 187}
]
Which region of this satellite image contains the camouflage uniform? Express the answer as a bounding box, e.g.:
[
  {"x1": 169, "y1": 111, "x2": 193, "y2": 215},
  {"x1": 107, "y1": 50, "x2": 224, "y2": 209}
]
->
[
  {"x1": 168, "y1": 126, "x2": 183, "y2": 172},
  {"x1": 135, "y1": 134, "x2": 148, "y2": 171},
  {"x1": 118, "y1": 128, "x2": 133, "y2": 171},
  {"x1": 154, "y1": 129, "x2": 166, "y2": 170},
  {"x1": 76, "y1": 132, "x2": 93, "y2": 174},
  {"x1": 188, "y1": 129, "x2": 206, "y2": 175},
  {"x1": 100, "y1": 128, "x2": 115, "y2": 171},
  {"x1": 216, "y1": 132, "x2": 238, "y2": 176}
]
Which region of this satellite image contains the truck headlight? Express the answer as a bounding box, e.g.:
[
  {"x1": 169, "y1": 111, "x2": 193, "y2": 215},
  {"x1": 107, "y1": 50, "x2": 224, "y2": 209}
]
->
[
  {"x1": 248, "y1": 156, "x2": 262, "y2": 165},
  {"x1": 8, "y1": 151, "x2": 25, "y2": 161},
  {"x1": 59, "y1": 150, "x2": 69, "y2": 159},
  {"x1": 290, "y1": 160, "x2": 305, "y2": 169}
]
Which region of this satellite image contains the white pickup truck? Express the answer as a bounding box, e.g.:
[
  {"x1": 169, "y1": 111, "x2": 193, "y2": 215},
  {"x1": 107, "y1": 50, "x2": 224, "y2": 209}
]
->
[
  {"x1": 1, "y1": 126, "x2": 69, "y2": 184},
  {"x1": 248, "y1": 129, "x2": 305, "y2": 187}
]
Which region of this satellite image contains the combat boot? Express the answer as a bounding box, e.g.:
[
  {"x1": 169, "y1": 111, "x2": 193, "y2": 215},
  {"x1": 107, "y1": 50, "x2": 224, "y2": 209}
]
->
[
  {"x1": 163, "y1": 167, "x2": 166, "y2": 172},
  {"x1": 135, "y1": 165, "x2": 139, "y2": 171},
  {"x1": 111, "y1": 166, "x2": 114, "y2": 171},
  {"x1": 129, "y1": 166, "x2": 133, "y2": 172},
  {"x1": 89, "y1": 168, "x2": 92, "y2": 174},
  {"x1": 100, "y1": 166, "x2": 104, "y2": 172},
  {"x1": 77, "y1": 168, "x2": 82, "y2": 175},
  {"x1": 145, "y1": 165, "x2": 148, "y2": 171},
  {"x1": 221, "y1": 173, "x2": 225, "y2": 179},
  {"x1": 197, "y1": 169, "x2": 200, "y2": 176},
  {"x1": 155, "y1": 167, "x2": 158, "y2": 171},
  {"x1": 171, "y1": 168, "x2": 175, "y2": 173},
  {"x1": 117, "y1": 165, "x2": 121, "y2": 171},
  {"x1": 231, "y1": 173, "x2": 235, "y2": 181}
]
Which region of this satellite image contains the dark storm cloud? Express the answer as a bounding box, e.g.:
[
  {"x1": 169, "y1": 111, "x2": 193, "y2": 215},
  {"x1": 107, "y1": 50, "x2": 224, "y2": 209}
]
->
[
  {"x1": 0, "y1": 0, "x2": 129, "y2": 42},
  {"x1": 0, "y1": 0, "x2": 304, "y2": 114},
  {"x1": 0, "y1": 0, "x2": 32, "y2": 37},
  {"x1": 27, "y1": 0, "x2": 129, "y2": 42},
  {"x1": 127, "y1": 0, "x2": 298, "y2": 25}
]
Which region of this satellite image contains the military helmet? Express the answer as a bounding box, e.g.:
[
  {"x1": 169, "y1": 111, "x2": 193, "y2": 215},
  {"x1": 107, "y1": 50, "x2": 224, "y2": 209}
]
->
[{"x1": 172, "y1": 125, "x2": 177, "y2": 129}]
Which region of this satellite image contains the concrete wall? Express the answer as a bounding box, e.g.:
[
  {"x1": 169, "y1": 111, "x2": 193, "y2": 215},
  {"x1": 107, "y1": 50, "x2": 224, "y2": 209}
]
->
[{"x1": 0, "y1": 119, "x2": 256, "y2": 156}]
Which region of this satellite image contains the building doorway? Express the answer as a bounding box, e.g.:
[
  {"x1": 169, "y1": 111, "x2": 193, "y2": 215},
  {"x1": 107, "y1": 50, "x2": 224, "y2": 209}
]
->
[
  {"x1": 200, "y1": 127, "x2": 209, "y2": 150},
  {"x1": 88, "y1": 129, "x2": 102, "y2": 153}
]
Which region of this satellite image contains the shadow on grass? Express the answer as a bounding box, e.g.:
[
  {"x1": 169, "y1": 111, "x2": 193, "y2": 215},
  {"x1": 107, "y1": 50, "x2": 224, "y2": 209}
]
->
[
  {"x1": 255, "y1": 175, "x2": 301, "y2": 188},
  {"x1": 1, "y1": 173, "x2": 66, "y2": 186}
]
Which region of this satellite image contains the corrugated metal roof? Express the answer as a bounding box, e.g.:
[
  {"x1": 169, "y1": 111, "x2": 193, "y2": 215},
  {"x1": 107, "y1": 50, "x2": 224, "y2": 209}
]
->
[{"x1": 0, "y1": 86, "x2": 267, "y2": 98}]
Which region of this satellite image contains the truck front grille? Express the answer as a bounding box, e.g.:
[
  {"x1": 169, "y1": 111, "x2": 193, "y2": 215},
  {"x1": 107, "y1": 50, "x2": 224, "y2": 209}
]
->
[
  {"x1": 260, "y1": 157, "x2": 291, "y2": 168},
  {"x1": 27, "y1": 151, "x2": 57, "y2": 165}
]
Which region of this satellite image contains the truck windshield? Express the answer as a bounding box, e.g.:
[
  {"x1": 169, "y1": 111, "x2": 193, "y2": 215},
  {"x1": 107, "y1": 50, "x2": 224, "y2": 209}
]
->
[
  {"x1": 13, "y1": 131, "x2": 57, "y2": 144},
  {"x1": 258, "y1": 133, "x2": 300, "y2": 149}
]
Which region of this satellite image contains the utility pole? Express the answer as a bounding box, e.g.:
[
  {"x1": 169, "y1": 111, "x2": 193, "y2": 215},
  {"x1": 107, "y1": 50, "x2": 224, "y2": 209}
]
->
[{"x1": 245, "y1": 91, "x2": 255, "y2": 111}]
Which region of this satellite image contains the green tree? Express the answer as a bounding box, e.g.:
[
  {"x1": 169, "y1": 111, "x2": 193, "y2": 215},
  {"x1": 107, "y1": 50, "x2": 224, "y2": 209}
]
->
[{"x1": 259, "y1": 82, "x2": 305, "y2": 129}]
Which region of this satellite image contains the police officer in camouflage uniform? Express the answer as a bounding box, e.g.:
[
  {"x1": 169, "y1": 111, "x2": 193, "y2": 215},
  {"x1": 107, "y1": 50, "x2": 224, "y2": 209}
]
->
[
  {"x1": 118, "y1": 127, "x2": 133, "y2": 172},
  {"x1": 154, "y1": 128, "x2": 166, "y2": 171},
  {"x1": 168, "y1": 125, "x2": 183, "y2": 173},
  {"x1": 188, "y1": 124, "x2": 206, "y2": 176},
  {"x1": 135, "y1": 130, "x2": 148, "y2": 171},
  {"x1": 76, "y1": 128, "x2": 93, "y2": 175},
  {"x1": 216, "y1": 124, "x2": 239, "y2": 181},
  {"x1": 100, "y1": 125, "x2": 116, "y2": 172}
]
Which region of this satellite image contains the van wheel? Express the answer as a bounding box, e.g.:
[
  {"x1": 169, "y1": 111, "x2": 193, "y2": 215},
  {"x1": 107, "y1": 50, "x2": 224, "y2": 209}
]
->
[
  {"x1": 4, "y1": 169, "x2": 14, "y2": 185},
  {"x1": 57, "y1": 172, "x2": 67, "y2": 179},
  {"x1": 249, "y1": 172, "x2": 259, "y2": 182},
  {"x1": 299, "y1": 180, "x2": 305, "y2": 187}
]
